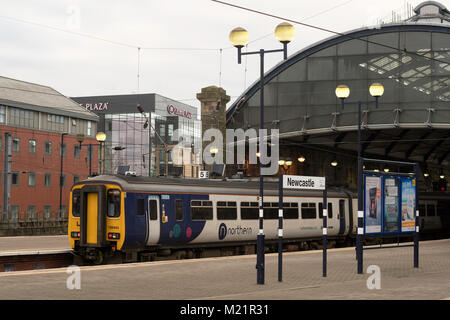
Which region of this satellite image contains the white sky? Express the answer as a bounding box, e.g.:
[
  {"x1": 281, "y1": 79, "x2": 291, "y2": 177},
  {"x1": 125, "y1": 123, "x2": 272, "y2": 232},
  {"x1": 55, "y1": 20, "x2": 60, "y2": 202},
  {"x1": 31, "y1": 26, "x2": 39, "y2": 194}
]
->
[{"x1": 0, "y1": 0, "x2": 434, "y2": 114}]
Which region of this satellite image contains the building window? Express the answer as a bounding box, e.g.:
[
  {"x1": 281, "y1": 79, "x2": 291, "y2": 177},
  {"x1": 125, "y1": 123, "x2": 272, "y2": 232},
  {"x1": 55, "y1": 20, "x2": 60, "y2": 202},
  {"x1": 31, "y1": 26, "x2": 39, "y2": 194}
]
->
[
  {"x1": 44, "y1": 174, "x2": 51, "y2": 187},
  {"x1": 0, "y1": 106, "x2": 5, "y2": 123},
  {"x1": 28, "y1": 172, "x2": 36, "y2": 186},
  {"x1": 48, "y1": 114, "x2": 64, "y2": 123},
  {"x1": 74, "y1": 144, "x2": 81, "y2": 158},
  {"x1": 29, "y1": 139, "x2": 36, "y2": 153},
  {"x1": 60, "y1": 174, "x2": 66, "y2": 188},
  {"x1": 28, "y1": 206, "x2": 36, "y2": 219},
  {"x1": 60, "y1": 143, "x2": 66, "y2": 157},
  {"x1": 87, "y1": 121, "x2": 92, "y2": 136},
  {"x1": 12, "y1": 138, "x2": 20, "y2": 152},
  {"x1": 73, "y1": 175, "x2": 80, "y2": 184},
  {"x1": 45, "y1": 142, "x2": 52, "y2": 155},
  {"x1": 44, "y1": 206, "x2": 51, "y2": 219},
  {"x1": 11, "y1": 172, "x2": 19, "y2": 186},
  {"x1": 11, "y1": 205, "x2": 19, "y2": 220}
]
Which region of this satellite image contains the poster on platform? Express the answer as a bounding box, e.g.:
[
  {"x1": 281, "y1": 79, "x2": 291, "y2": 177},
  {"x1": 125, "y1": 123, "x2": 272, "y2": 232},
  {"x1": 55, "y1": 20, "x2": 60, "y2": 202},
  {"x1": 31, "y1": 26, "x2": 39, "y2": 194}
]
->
[
  {"x1": 384, "y1": 177, "x2": 399, "y2": 233},
  {"x1": 364, "y1": 175, "x2": 382, "y2": 234},
  {"x1": 401, "y1": 178, "x2": 416, "y2": 232}
]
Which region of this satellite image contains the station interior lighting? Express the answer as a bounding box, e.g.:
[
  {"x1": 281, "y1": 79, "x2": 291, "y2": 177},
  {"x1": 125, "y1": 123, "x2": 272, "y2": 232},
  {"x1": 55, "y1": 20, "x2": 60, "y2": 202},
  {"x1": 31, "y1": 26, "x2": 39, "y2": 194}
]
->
[
  {"x1": 424, "y1": 172, "x2": 430, "y2": 177},
  {"x1": 384, "y1": 168, "x2": 390, "y2": 173},
  {"x1": 278, "y1": 159, "x2": 285, "y2": 166},
  {"x1": 298, "y1": 156, "x2": 306, "y2": 163},
  {"x1": 335, "y1": 85, "x2": 350, "y2": 99},
  {"x1": 331, "y1": 160, "x2": 338, "y2": 167},
  {"x1": 369, "y1": 83, "x2": 385, "y2": 97}
]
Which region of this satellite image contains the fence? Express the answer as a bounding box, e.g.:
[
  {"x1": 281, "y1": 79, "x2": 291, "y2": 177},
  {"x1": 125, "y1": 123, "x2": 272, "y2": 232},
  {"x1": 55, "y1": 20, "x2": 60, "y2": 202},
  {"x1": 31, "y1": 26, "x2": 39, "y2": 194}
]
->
[{"x1": 0, "y1": 210, "x2": 68, "y2": 236}]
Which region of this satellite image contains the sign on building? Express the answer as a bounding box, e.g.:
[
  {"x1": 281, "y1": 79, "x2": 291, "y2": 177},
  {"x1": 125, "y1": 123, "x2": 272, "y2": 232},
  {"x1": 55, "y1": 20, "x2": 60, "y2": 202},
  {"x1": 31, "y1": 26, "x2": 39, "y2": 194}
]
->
[{"x1": 199, "y1": 171, "x2": 209, "y2": 179}]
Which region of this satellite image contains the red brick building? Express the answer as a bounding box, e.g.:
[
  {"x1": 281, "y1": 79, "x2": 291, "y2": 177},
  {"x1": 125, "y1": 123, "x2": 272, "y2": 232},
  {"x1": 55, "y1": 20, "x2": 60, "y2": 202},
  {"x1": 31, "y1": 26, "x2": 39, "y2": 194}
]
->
[{"x1": 0, "y1": 76, "x2": 99, "y2": 220}]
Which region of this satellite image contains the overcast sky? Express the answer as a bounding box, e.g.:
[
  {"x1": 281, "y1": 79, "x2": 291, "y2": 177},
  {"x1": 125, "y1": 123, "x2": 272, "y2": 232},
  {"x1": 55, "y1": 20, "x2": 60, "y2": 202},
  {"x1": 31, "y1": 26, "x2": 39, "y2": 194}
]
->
[{"x1": 0, "y1": 0, "x2": 432, "y2": 114}]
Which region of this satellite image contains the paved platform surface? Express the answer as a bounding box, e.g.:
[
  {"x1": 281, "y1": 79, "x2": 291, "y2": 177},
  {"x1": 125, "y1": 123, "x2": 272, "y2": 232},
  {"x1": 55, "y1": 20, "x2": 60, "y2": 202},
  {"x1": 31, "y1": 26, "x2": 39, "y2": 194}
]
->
[
  {"x1": 0, "y1": 239, "x2": 449, "y2": 300},
  {"x1": 0, "y1": 235, "x2": 69, "y2": 255}
]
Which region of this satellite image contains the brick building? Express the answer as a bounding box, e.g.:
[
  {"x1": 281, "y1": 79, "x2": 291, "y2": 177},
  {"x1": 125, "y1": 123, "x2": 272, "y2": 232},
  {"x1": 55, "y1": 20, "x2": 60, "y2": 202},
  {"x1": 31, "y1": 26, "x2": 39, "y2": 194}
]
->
[{"x1": 0, "y1": 76, "x2": 99, "y2": 220}]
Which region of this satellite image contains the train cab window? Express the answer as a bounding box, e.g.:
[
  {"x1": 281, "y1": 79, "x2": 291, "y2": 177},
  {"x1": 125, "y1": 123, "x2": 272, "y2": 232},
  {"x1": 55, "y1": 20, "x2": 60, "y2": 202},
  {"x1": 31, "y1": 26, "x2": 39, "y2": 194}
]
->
[
  {"x1": 107, "y1": 190, "x2": 121, "y2": 218},
  {"x1": 149, "y1": 200, "x2": 158, "y2": 220},
  {"x1": 72, "y1": 190, "x2": 81, "y2": 217},
  {"x1": 283, "y1": 203, "x2": 299, "y2": 219},
  {"x1": 217, "y1": 201, "x2": 237, "y2": 220},
  {"x1": 301, "y1": 203, "x2": 317, "y2": 219},
  {"x1": 318, "y1": 203, "x2": 333, "y2": 219},
  {"x1": 175, "y1": 200, "x2": 183, "y2": 221},
  {"x1": 241, "y1": 202, "x2": 259, "y2": 220},
  {"x1": 426, "y1": 204, "x2": 436, "y2": 217},
  {"x1": 191, "y1": 200, "x2": 213, "y2": 220}
]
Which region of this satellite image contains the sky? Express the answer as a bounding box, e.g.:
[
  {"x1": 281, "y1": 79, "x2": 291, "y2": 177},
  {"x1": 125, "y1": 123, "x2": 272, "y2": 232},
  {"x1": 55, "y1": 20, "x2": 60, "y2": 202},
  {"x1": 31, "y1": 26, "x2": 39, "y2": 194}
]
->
[{"x1": 0, "y1": 0, "x2": 433, "y2": 115}]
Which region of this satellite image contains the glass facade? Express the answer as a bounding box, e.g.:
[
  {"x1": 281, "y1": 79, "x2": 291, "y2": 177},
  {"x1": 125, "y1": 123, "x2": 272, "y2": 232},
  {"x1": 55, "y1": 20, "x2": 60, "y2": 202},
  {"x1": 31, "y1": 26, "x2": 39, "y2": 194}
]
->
[
  {"x1": 105, "y1": 112, "x2": 201, "y2": 177},
  {"x1": 234, "y1": 29, "x2": 450, "y2": 133}
]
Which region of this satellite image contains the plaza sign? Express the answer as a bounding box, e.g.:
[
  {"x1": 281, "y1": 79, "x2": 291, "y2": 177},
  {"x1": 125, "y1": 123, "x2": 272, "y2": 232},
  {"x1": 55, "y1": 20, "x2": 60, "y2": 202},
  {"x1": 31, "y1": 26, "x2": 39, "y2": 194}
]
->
[
  {"x1": 282, "y1": 175, "x2": 326, "y2": 190},
  {"x1": 167, "y1": 104, "x2": 192, "y2": 119}
]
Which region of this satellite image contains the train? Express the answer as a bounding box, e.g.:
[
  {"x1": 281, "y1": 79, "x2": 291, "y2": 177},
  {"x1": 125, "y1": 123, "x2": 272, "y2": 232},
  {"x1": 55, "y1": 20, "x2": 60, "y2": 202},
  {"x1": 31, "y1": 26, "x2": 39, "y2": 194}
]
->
[{"x1": 68, "y1": 174, "x2": 450, "y2": 264}]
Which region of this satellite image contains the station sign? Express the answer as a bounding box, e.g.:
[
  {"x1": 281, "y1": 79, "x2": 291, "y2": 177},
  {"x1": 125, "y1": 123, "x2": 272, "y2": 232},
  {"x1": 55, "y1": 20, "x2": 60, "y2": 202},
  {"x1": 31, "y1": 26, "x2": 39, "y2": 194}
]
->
[
  {"x1": 364, "y1": 174, "x2": 416, "y2": 234},
  {"x1": 283, "y1": 175, "x2": 326, "y2": 190}
]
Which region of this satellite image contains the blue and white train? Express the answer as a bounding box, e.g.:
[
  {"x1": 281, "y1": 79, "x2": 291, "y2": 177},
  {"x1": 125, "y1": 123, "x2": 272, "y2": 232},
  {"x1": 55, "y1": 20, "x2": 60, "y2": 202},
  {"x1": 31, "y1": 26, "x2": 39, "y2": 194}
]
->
[{"x1": 68, "y1": 174, "x2": 450, "y2": 263}]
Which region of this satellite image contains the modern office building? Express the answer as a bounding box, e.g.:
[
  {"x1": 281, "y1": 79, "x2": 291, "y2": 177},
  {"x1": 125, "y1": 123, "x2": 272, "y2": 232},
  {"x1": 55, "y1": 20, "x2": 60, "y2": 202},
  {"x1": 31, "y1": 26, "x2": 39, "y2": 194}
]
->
[
  {"x1": 0, "y1": 76, "x2": 99, "y2": 220},
  {"x1": 72, "y1": 93, "x2": 201, "y2": 177},
  {"x1": 226, "y1": 1, "x2": 450, "y2": 192}
]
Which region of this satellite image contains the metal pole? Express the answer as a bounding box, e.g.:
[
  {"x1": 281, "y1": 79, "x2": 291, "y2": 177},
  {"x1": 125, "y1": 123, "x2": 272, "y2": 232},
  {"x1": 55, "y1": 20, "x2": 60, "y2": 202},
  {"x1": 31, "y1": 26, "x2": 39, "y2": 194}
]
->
[
  {"x1": 357, "y1": 101, "x2": 364, "y2": 274},
  {"x1": 323, "y1": 181, "x2": 327, "y2": 277},
  {"x1": 3, "y1": 132, "x2": 11, "y2": 220},
  {"x1": 89, "y1": 144, "x2": 92, "y2": 177},
  {"x1": 59, "y1": 133, "x2": 67, "y2": 217},
  {"x1": 278, "y1": 174, "x2": 283, "y2": 282},
  {"x1": 256, "y1": 49, "x2": 265, "y2": 285},
  {"x1": 414, "y1": 163, "x2": 419, "y2": 268},
  {"x1": 99, "y1": 142, "x2": 103, "y2": 175}
]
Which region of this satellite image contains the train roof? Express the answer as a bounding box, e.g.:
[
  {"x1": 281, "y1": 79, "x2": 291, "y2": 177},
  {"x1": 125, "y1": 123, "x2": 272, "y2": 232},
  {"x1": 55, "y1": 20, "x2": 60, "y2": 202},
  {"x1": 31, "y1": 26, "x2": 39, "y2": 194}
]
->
[{"x1": 75, "y1": 174, "x2": 355, "y2": 198}]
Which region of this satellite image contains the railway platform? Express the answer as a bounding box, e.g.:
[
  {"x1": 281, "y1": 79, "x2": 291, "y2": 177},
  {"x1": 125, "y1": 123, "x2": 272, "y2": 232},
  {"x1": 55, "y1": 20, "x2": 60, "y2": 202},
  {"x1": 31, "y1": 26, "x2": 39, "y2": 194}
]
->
[{"x1": 0, "y1": 239, "x2": 449, "y2": 300}]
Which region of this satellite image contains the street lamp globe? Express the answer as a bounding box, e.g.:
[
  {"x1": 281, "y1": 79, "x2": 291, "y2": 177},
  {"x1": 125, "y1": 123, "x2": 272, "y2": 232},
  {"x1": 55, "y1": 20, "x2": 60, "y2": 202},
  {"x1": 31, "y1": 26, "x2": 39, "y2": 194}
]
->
[
  {"x1": 274, "y1": 22, "x2": 295, "y2": 43},
  {"x1": 96, "y1": 132, "x2": 106, "y2": 142},
  {"x1": 335, "y1": 85, "x2": 350, "y2": 99},
  {"x1": 369, "y1": 83, "x2": 384, "y2": 98},
  {"x1": 229, "y1": 27, "x2": 249, "y2": 48}
]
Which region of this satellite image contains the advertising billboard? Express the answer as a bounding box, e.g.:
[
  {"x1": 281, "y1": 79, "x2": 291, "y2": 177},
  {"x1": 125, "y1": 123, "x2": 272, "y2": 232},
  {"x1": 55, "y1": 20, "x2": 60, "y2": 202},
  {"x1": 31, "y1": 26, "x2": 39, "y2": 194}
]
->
[
  {"x1": 364, "y1": 176, "x2": 382, "y2": 234},
  {"x1": 364, "y1": 175, "x2": 416, "y2": 235},
  {"x1": 401, "y1": 178, "x2": 416, "y2": 232}
]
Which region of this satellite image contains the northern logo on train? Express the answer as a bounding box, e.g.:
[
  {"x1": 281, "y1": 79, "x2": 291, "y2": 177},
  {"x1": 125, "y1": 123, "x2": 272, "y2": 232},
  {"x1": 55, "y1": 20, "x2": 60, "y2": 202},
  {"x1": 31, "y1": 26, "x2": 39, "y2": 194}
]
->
[{"x1": 218, "y1": 223, "x2": 227, "y2": 240}]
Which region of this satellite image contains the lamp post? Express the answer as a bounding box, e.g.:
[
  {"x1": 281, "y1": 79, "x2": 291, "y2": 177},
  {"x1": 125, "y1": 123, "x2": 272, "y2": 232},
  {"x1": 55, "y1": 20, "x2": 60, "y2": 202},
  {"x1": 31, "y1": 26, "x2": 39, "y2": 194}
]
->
[
  {"x1": 335, "y1": 82, "x2": 384, "y2": 274},
  {"x1": 76, "y1": 133, "x2": 108, "y2": 177},
  {"x1": 230, "y1": 22, "x2": 295, "y2": 285},
  {"x1": 96, "y1": 132, "x2": 107, "y2": 175}
]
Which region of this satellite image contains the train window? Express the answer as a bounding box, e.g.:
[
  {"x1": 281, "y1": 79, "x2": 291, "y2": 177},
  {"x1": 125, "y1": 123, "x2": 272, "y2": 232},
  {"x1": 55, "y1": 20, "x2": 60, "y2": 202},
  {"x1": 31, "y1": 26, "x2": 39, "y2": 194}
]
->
[
  {"x1": 191, "y1": 200, "x2": 213, "y2": 220},
  {"x1": 263, "y1": 202, "x2": 278, "y2": 220},
  {"x1": 136, "y1": 198, "x2": 145, "y2": 216},
  {"x1": 241, "y1": 202, "x2": 259, "y2": 220},
  {"x1": 284, "y1": 203, "x2": 299, "y2": 219},
  {"x1": 426, "y1": 204, "x2": 436, "y2": 217},
  {"x1": 318, "y1": 203, "x2": 333, "y2": 219},
  {"x1": 301, "y1": 203, "x2": 316, "y2": 219},
  {"x1": 149, "y1": 200, "x2": 158, "y2": 220},
  {"x1": 419, "y1": 204, "x2": 426, "y2": 217},
  {"x1": 339, "y1": 200, "x2": 345, "y2": 219},
  {"x1": 72, "y1": 190, "x2": 81, "y2": 217},
  {"x1": 107, "y1": 189, "x2": 121, "y2": 218},
  {"x1": 175, "y1": 200, "x2": 183, "y2": 221},
  {"x1": 217, "y1": 201, "x2": 237, "y2": 220}
]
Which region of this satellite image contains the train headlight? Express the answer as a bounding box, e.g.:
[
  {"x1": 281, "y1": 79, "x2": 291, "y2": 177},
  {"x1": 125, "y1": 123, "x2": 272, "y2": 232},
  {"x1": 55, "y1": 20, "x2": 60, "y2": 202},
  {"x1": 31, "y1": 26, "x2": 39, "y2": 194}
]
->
[
  {"x1": 108, "y1": 233, "x2": 120, "y2": 240},
  {"x1": 71, "y1": 232, "x2": 80, "y2": 239}
]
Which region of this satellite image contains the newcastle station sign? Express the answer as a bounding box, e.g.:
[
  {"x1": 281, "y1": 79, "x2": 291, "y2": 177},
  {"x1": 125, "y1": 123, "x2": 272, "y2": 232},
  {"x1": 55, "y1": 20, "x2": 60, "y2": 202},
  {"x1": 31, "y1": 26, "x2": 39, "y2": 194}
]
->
[{"x1": 282, "y1": 175, "x2": 326, "y2": 190}]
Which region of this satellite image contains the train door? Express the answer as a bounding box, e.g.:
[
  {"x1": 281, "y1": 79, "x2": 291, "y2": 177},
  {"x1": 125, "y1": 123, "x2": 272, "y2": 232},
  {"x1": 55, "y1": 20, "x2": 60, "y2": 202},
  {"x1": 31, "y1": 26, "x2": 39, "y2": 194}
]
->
[
  {"x1": 86, "y1": 193, "x2": 99, "y2": 244},
  {"x1": 79, "y1": 185, "x2": 106, "y2": 247},
  {"x1": 338, "y1": 199, "x2": 346, "y2": 235},
  {"x1": 147, "y1": 195, "x2": 160, "y2": 245}
]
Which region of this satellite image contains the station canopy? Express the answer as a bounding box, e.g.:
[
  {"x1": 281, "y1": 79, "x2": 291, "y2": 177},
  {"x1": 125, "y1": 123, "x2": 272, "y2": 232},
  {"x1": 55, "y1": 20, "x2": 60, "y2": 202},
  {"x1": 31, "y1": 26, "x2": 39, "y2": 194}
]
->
[{"x1": 226, "y1": 2, "x2": 450, "y2": 175}]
